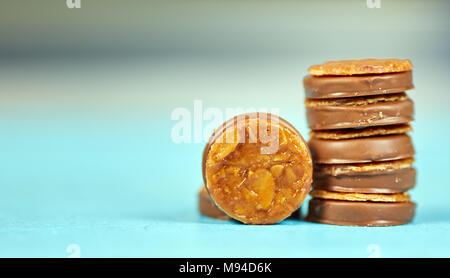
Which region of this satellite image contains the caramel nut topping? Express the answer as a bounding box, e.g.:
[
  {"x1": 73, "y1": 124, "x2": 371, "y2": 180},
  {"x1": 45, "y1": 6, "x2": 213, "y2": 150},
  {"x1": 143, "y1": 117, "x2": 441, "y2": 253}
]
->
[
  {"x1": 308, "y1": 58, "x2": 413, "y2": 76},
  {"x1": 203, "y1": 113, "x2": 313, "y2": 224}
]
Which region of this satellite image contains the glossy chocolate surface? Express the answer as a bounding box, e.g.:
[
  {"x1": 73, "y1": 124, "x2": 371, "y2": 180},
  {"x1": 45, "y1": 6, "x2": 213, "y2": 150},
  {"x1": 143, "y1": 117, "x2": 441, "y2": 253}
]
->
[
  {"x1": 304, "y1": 71, "x2": 414, "y2": 99},
  {"x1": 308, "y1": 134, "x2": 415, "y2": 164},
  {"x1": 198, "y1": 188, "x2": 230, "y2": 220},
  {"x1": 306, "y1": 98, "x2": 414, "y2": 130},
  {"x1": 312, "y1": 167, "x2": 416, "y2": 193},
  {"x1": 306, "y1": 198, "x2": 416, "y2": 226}
]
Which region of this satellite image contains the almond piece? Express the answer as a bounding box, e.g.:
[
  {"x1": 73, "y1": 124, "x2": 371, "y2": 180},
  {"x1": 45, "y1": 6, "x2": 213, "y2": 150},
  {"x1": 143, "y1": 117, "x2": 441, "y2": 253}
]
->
[
  {"x1": 270, "y1": 165, "x2": 284, "y2": 178},
  {"x1": 248, "y1": 169, "x2": 275, "y2": 209}
]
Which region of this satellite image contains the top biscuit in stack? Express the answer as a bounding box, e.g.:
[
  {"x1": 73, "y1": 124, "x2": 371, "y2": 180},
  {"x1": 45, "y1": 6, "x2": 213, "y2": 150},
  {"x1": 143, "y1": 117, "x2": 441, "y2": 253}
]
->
[{"x1": 303, "y1": 58, "x2": 416, "y2": 226}]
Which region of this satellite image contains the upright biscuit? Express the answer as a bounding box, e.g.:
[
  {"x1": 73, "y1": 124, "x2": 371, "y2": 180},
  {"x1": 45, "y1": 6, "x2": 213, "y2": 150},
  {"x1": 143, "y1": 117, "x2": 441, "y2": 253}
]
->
[{"x1": 203, "y1": 113, "x2": 313, "y2": 224}]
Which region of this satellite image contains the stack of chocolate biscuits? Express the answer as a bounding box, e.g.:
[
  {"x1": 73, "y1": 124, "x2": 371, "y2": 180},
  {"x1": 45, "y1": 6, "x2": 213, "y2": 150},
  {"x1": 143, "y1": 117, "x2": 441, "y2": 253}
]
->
[{"x1": 303, "y1": 59, "x2": 416, "y2": 226}]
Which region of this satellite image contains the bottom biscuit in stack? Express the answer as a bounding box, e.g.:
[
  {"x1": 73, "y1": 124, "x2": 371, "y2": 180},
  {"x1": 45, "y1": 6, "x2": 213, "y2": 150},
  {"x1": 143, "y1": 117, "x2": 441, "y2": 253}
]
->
[
  {"x1": 306, "y1": 125, "x2": 416, "y2": 226},
  {"x1": 306, "y1": 190, "x2": 415, "y2": 226}
]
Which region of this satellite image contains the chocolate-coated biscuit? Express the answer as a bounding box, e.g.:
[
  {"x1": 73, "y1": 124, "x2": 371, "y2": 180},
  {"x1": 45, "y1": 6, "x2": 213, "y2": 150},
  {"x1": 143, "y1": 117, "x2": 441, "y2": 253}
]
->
[
  {"x1": 304, "y1": 71, "x2": 414, "y2": 99},
  {"x1": 308, "y1": 134, "x2": 415, "y2": 164},
  {"x1": 306, "y1": 198, "x2": 416, "y2": 226},
  {"x1": 305, "y1": 93, "x2": 414, "y2": 130},
  {"x1": 312, "y1": 167, "x2": 416, "y2": 194}
]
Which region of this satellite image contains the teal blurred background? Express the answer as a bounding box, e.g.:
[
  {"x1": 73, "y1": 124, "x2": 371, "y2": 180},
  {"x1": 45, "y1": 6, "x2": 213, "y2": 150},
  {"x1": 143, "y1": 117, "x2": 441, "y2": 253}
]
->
[{"x1": 0, "y1": 0, "x2": 449, "y2": 257}]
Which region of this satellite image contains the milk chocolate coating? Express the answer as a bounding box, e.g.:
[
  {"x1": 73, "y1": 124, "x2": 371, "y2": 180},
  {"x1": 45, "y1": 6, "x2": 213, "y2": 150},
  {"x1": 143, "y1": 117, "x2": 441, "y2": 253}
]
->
[
  {"x1": 306, "y1": 198, "x2": 416, "y2": 226},
  {"x1": 199, "y1": 189, "x2": 230, "y2": 220},
  {"x1": 313, "y1": 168, "x2": 416, "y2": 193},
  {"x1": 306, "y1": 98, "x2": 414, "y2": 130},
  {"x1": 308, "y1": 134, "x2": 415, "y2": 164},
  {"x1": 303, "y1": 71, "x2": 414, "y2": 99}
]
